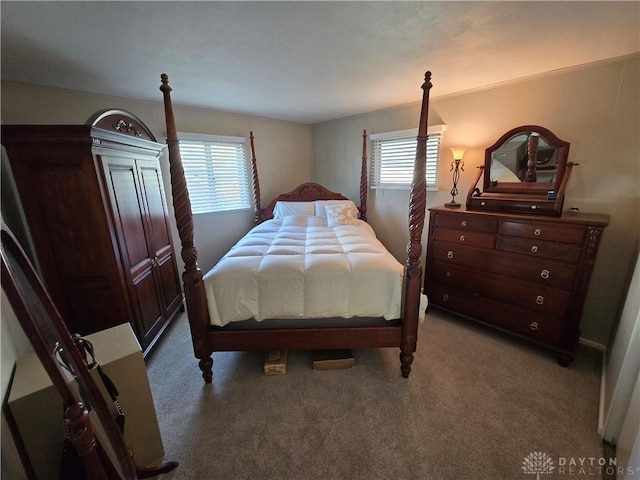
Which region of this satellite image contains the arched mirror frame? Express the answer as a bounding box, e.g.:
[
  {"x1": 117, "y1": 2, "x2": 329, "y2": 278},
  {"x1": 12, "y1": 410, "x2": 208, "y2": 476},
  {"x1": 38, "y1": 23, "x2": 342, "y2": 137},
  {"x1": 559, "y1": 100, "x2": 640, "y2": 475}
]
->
[
  {"x1": 483, "y1": 125, "x2": 570, "y2": 195},
  {"x1": 466, "y1": 125, "x2": 576, "y2": 216}
]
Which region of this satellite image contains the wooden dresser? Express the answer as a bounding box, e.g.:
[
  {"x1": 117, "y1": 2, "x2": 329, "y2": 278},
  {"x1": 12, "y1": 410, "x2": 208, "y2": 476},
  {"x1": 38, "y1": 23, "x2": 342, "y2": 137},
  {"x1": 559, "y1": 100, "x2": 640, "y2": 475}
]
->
[
  {"x1": 2, "y1": 110, "x2": 183, "y2": 355},
  {"x1": 424, "y1": 205, "x2": 609, "y2": 365}
]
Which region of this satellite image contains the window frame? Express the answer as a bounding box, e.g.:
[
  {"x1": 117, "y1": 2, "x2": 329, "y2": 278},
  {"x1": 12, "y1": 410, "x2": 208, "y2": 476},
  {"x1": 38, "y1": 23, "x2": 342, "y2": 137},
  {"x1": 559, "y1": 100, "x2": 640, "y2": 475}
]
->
[
  {"x1": 370, "y1": 125, "x2": 446, "y2": 191},
  {"x1": 177, "y1": 132, "x2": 252, "y2": 215}
]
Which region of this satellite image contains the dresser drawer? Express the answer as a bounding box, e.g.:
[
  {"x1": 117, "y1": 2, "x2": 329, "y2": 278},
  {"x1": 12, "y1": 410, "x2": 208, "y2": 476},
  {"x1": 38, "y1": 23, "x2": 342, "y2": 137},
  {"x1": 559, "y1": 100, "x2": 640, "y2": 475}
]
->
[
  {"x1": 429, "y1": 284, "x2": 565, "y2": 347},
  {"x1": 436, "y1": 214, "x2": 497, "y2": 233},
  {"x1": 433, "y1": 241, "x2": 577, "y2": 289},
  {"x1": 497, "y1": 236, "x2": 582, "y2": 263},
  {"x1": 467, "y1": 196, "x2": 558, "y2": 216},
  {"x1": 499, "y1": 221, "x2": 585, "y2": 244},
  {"x1": 434, "y1": 228, "x2": 495, "y2": 249},
  {"x1": 431, "y1": 262, "x2": 570, "y2": 318}
]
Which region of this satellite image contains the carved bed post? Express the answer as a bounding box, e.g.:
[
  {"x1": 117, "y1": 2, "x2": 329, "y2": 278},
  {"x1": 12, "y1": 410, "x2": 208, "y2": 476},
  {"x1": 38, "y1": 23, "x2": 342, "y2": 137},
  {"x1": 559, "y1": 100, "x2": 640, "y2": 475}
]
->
[
  {"x1": 250, "y1": 131, "x2": 262, "y2": 224},
  {"x1": 400, "y1": 71, "x2": 432, "y2": 378},
  {"x1": 360, "y1": 129, "x2": 368, "y2": 222},
  {"x1": 160, "y1": 74, "x2": 213, "y2": 383}
]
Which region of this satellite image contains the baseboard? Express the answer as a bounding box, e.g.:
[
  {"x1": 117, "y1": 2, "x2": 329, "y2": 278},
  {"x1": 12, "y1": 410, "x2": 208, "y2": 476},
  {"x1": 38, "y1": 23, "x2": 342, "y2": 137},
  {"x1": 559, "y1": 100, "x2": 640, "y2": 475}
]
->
[
  {"x1": 577, "y1": 337, "x2": 608, "y2": 437},
  {"x1": 598, "y1": 349, "x2": 607, "y2": 437},
  {"x1": 579, "y1": 337, "x2": 607, "y2": 351}
]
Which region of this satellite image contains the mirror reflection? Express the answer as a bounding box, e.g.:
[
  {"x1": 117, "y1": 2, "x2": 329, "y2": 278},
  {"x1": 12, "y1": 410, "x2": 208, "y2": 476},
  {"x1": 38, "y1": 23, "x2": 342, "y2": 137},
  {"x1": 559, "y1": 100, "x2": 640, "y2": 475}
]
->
[
  {"x1": 468, "y1": 125, "x2": 573, "y2": 216},
  {"x1": 482, "y1": 125, "x2": 570, "y2": 195},
  {"x1": 489, "y1": 132, "x2": 559, "y2": 185}
]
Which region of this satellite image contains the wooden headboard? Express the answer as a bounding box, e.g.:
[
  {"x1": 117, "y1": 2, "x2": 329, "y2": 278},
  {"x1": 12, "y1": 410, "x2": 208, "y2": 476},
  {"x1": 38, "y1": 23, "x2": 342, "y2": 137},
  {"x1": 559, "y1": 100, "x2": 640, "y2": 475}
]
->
[{"x1": 249, "y1": 130, "x2": 369, "y2": 224}]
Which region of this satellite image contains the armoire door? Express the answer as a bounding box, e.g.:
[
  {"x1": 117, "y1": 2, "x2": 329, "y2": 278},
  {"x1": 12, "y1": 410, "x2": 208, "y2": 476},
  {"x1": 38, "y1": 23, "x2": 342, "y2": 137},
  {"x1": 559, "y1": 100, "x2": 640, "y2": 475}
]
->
[
  {"x1": 101, "y1": 155, "x2": 165, "y2": 347},
  {"x1": 136, "y1": 159, "x2": 182, "y2": 319}
]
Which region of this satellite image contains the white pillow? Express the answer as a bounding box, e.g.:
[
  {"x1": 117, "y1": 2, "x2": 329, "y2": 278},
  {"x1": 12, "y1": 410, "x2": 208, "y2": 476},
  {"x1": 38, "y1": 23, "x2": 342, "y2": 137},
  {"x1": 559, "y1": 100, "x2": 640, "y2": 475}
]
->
[
  {"x1": 282, "y1": 215, "x2": 327, "y2": 227},
  {"x1": 325, "y1": 204, "x2": 358, "y2": 227},
  {"x1": 273, "y1": 201, "x2": 315, "y2": 218},
  {"x1": 314, "y1": 200, "x2": 358, "y2": 219}
]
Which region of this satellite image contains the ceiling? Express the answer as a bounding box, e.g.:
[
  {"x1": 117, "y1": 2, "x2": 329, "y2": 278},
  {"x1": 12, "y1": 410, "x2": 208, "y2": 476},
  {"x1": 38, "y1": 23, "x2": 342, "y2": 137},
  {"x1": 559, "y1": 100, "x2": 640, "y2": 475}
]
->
[{"x1": 1, "y1": 1, "x2": 639, "y2": 124}]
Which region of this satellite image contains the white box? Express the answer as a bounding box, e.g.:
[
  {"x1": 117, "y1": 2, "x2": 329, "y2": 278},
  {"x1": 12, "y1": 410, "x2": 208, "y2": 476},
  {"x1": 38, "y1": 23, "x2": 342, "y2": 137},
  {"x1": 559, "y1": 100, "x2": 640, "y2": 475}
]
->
[{"x1": 7, "y1": 323, "x2": 165, "y2": 479}]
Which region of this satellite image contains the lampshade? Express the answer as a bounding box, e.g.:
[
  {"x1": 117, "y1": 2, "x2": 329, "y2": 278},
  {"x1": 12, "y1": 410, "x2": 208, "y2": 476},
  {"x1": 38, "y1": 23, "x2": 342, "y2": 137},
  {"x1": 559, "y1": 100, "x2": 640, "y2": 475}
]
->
[{"x1": 450, "y1": 146, "x2": 467, "y2": 161}]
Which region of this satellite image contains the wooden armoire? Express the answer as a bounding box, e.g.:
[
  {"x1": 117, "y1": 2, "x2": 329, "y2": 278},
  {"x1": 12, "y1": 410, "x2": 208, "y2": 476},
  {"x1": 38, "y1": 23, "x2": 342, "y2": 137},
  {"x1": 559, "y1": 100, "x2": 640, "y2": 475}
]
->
[{"x1": 2, "y1": 110, "x2": 183, "y2": 355}]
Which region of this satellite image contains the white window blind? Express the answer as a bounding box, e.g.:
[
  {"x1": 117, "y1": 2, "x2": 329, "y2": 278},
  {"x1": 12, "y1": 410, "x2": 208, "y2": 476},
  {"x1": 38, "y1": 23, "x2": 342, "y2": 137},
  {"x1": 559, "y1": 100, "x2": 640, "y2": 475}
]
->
[
  {"x1": 178, "y1": 133, "x2": 251, "y2": 214},
  {"x1": 370, "y1": 125, "x2": 446, "y2": 190}
]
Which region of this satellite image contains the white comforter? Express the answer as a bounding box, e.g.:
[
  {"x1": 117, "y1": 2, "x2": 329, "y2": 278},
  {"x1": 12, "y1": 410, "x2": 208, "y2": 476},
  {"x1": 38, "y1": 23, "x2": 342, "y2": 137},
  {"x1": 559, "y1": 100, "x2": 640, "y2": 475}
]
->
[{"x1": 203, "y1": 215, "x2": 404, "y2": 326}]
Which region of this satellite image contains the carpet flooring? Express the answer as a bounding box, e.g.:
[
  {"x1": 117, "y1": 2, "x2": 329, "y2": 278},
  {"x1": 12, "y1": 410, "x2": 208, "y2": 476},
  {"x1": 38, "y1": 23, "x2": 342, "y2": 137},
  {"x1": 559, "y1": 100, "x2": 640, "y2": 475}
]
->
[{"x1": 145, "y1": 309, "x2": 605, "y2": 480}]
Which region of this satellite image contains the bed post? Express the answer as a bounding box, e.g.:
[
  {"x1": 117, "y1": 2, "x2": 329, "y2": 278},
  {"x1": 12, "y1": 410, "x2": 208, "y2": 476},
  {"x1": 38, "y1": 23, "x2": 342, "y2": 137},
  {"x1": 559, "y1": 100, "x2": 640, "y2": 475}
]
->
[
  {"x1": 360, "y1": 129, "x2": 368, "y2": 222},
  {"x1": 159, "y1": 74, "x2": 213, "y2": 383},
  {"x1": 250, "y1": 131, "x2": 262, "y2": 224},
  {"x1": 400, "y1": 71, "x2": 432, "y2": 378}
]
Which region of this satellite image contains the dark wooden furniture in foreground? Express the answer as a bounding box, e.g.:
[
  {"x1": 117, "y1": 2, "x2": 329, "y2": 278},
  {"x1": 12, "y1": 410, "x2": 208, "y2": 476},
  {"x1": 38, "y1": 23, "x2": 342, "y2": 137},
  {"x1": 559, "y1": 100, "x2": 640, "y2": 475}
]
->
[
  {"x1": 425, "y1": 124, "x2": 608, "y2": 365},
  {"x1": 2, "y1": 111, "x2": 183, "y2": 355},
  {"x1": 159, "y1": 71, "x2": 433, "y2": 383},
  {"x1": 1, "y1": 225, "x2": 178, "y2": 479}
]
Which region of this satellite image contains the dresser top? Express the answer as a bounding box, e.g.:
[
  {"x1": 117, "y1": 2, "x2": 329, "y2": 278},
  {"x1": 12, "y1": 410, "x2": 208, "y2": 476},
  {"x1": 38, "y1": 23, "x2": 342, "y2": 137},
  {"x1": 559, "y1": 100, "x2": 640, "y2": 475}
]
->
[{"x1": 430, "y1": 204, "x2": 610, "y2": 227}]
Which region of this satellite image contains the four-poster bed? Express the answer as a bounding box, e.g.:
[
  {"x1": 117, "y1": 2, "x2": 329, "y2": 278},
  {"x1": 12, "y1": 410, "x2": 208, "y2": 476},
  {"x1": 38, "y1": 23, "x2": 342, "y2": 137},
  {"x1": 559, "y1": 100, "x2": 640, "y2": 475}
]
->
[{"x1": 159, "y1": 72, "x2": 433, "y2": 384}]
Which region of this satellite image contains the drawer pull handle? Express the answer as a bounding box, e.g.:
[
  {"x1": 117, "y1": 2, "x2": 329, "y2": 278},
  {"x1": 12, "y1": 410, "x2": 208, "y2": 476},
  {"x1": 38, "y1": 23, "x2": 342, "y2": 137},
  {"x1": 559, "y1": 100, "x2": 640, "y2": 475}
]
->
[
  {"x1": 531, "y1": 245, "x2": 539, "y2": 253},
  {"x1": 480, "y1": 201, "x2": 486, "y2": 206},
  {"x1": 530, "y1": 322, "x2": 539, "y2": 331},
  {"x1": 540, "y1": 269, "x2": 550, "y2": 279},
  {"x1": 445, "y1": 271, "x2": 452, "y2": 278},
  {"x1": 531, "y1": 205, "x2": 538, "y2": 210},
  {"x1": 447, "y1": 251, "x2": 454, "y2": 259},
  {"x1": 442, "y1": 294, "x2": 449, "y2": 302},
  {"x1": 459, "y1": 235, "x2": 465, "y2": 242},
  {"x1": 461, "y1": 221, "x2": 467, "y2": 227},
  {"x1": 534, "y1": 228, "x2": 541, "y2": 236},
  {"x1": 536, "y1": 295, "x2": 544, "y2": 305}
]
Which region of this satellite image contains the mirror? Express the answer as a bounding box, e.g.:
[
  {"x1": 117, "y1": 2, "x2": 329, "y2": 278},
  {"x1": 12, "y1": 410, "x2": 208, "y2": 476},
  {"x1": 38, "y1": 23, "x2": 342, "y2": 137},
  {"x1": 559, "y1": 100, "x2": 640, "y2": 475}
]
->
[
  {"x1": 466, "y1": 125, "x2": 574, "y2": 216},
  {"x1": 483, "y1": 125, "x2": 570, "y2": 195},
  {"x1": 1, "y1": 225, "x2": 178, "y2": 479}
]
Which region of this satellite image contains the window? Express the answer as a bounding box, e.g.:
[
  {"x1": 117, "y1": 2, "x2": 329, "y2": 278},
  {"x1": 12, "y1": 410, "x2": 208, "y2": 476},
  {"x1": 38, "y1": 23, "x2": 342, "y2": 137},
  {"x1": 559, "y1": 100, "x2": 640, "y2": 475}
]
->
[
  {"x1": 178, "y1": 133, "x2": 251, "y2": 214},
  {"x1": 370, "y1": 125, "x2": 446, "y2": 190}
]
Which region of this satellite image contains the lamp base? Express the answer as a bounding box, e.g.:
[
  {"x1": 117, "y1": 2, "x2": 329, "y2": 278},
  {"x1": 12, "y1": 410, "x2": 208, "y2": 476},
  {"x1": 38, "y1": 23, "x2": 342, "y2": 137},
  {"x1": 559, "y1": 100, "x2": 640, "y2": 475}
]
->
[{"x1": 445, "y1": 200, "x2": 461, "y2": 208}]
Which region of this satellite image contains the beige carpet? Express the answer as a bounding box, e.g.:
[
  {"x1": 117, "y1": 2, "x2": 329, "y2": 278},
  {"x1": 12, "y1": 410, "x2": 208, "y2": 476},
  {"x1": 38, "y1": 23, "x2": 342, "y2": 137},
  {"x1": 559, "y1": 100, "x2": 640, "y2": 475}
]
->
[{"x1": 145, "y1": 309, "x2": 605, "y2": 480}]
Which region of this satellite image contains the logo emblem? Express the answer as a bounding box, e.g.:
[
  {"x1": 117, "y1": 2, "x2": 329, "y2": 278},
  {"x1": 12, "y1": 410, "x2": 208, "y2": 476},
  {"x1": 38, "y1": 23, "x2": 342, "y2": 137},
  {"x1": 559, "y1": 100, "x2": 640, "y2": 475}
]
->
[{"x1": 522, "y1": 451, "x2": 555, "y2": 479}]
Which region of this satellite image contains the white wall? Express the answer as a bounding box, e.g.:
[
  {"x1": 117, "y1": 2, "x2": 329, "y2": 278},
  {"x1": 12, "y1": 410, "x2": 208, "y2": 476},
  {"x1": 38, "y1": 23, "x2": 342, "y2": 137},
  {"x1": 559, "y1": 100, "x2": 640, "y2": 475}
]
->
[
  {"x1": 313, "y1": 55, "x2": 640, "y2": 347},
  {"x1": 602, "y1": 251, "x2": 640, "y2": 442},
  {"x1": 618, "y1": 374, "x2": 640, "y2": 478},
  {"x1": 601, "y1": 251, "x2": 640, "y2": 475}
]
